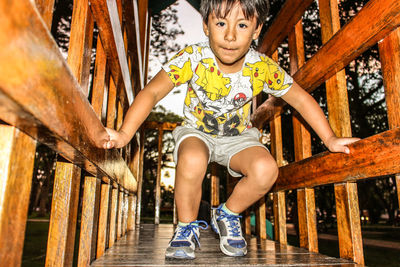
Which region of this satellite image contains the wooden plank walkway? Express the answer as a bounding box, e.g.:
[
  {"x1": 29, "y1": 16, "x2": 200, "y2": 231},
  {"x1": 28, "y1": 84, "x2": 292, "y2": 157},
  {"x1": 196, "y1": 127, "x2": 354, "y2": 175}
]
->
[{"x1": 91, "y1": 224, "x2": 360, "y2": 266}]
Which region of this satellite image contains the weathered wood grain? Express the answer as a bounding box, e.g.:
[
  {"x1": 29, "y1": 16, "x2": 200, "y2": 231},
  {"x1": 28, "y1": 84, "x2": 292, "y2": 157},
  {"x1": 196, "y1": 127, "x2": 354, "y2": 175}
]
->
[
  {"x1": 91, "y1": 37, "x2": 108, "y2": 120},
  {"x1": 136, "y1": 128, "x2": 146, "y2": 225},
  {"x1": 109, "y1": 188, "x2": 119, "y2": 248},
  {"x1": 256, "y1": 196, "x2": 267, "y2": 239},
  {"x1": 335, "y1": 183, "x2": 364, "y2": 265},
  {"x1": 0, "y1": 126, "x2": 36, "y2": 266},
  {"x1": 117, "y1": 190, "x2": 124, "y2": 239},
  {"x1": 92, "y1": 224, "x2": 359, "y2": 266},
  {"x1": 273, "y1": 191, "x2": 287, "y2": 245},
  {"x1": 127, "y1": 194, "x2": 137, "y2": 231},
  {"x1": 297, "y1": 188, "x2": 318, "y2": 253},
  {"x1": 0, "y1": 0, "x2": 137, "y2": 192},
  {"x1": 34, "y1": 0, "x2": 55, "y2": 28},
  {"x1": 275, "y1": 127, "x2": 400, "y2": 191},
  {"x1": 46, "y1": 162, "x2": 81, "y2": 266},
  {"x1": 97, "y1": 182, "x2": 110, "y2": 259},
  {"x1": 78, "y1": 176, "x2": 101, "y2": 266},
  {"x1": 252, "y1": 0, "x2": 400, "y2": 128},
  {"x1": 379, "y1": 25, "x2": 400, "y2": 243},
  {"x1": 68, "y1": 0, "x2": 94, "y2": 96}
]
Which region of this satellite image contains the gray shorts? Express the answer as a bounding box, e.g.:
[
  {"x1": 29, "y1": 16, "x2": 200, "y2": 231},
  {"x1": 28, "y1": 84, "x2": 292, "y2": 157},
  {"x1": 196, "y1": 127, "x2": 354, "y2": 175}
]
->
[{"x1": 172, "y1": 126, "x2": 268, "y2": 177}]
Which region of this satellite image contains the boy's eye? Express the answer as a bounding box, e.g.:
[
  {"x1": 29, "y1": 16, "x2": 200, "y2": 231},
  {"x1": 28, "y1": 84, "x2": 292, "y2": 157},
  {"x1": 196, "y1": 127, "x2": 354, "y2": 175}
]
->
[
  {"x1": 238, "y1": 23, "x2": 248, "y2": 29},
  {"x1": 216, "y1": 21, "x2": 225, "y2": 27}
]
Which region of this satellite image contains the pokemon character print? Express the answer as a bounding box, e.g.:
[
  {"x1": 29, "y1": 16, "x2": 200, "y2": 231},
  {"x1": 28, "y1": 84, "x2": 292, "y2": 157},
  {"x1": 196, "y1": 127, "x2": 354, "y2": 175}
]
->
[{"x1": 163, "y1": 42, "x2": 293, "y2": 136}]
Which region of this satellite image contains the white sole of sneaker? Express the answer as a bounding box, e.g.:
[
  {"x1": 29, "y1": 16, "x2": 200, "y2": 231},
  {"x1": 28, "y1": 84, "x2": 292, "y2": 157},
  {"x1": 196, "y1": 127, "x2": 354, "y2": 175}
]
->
[{"x1": 165, "y1": 250, "x2": 195, "y2": 260}]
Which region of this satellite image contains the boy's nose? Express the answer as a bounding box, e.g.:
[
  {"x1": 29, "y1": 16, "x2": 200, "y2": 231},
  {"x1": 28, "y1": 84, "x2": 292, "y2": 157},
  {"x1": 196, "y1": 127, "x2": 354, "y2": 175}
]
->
[{"x1": 224, "y1": 26, "x2": 236, "y2": 42}]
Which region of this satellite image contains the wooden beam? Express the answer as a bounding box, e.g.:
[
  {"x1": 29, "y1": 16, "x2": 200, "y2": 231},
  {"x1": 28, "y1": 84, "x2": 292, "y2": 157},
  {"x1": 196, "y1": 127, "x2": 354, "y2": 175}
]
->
[
  {"x1": 252, "y1": 0, "x2": 400, "y2": 128},
  {"x1": 0, "y1": 0, "x2": 137, "y2": 192},
  {"x1": 136, "y1": 129, "x2": 145, "y2": 225},
  {"x1": 275, "y1": 127, "x2": 400, "y2": 191},
  {"x1": 258, "y1": 0, "x2": 314, "y2": 56},
  {"x1": 0, "y1": 126, "x2": 36, "y2": 266},
  {"x1": 96, "y1": 182, "x2": 110, "y2": 259},
  {"x1": 297, "y1": 188, "x2": 318, "y2": 252},
  {"x1": 273, "y1": 191, "x2": 287, "y2": 245},
  {"x1": 90, "y1": 0, "x2": 134, "y2": 104},
  {"x1": 210, "y1": 163, "x2": 220, "y2": 207},
  {"x1": 108, "y1": 188, "x2": 119, "y2": 248}
]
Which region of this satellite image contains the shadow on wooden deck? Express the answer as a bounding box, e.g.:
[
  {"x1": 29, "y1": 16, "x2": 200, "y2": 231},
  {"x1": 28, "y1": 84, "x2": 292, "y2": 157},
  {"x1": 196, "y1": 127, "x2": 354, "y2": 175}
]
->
[{"x1": 91, "y1": 224, "x2": 360, "y2": 266}]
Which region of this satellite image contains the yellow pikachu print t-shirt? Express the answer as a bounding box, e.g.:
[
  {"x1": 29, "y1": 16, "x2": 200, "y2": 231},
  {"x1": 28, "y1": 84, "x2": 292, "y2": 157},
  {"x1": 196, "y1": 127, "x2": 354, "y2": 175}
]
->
[{"x1": 163, "y1": 42, "x2": 293, "y2": 136}]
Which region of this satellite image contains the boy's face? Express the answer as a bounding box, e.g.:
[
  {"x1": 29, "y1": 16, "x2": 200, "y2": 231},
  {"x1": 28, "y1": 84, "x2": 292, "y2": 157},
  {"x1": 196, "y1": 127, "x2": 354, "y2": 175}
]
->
[{"x1": 203, "y1": 2, "x2": 262, "y2": 74}]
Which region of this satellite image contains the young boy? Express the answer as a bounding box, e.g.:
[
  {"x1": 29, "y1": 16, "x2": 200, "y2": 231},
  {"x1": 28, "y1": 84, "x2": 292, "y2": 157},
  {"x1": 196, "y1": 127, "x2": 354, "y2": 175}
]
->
[{"x1": 103, "y1": 0, "x2": 359, "y2": 260}]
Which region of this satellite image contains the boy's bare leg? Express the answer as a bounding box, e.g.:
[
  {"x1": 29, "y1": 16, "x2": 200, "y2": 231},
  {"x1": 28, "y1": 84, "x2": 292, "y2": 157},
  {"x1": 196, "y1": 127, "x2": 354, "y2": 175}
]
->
[
  {"x1": 227, "y1": 146, "x2": 278, "y2": 213},
  {"x1": 174, "y1": 137, "x2": 209, "y2": 223}
]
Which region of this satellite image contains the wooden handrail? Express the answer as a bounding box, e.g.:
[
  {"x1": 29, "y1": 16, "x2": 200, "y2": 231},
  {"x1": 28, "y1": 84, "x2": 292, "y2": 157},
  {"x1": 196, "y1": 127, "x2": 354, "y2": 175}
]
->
[
  {"x1": 274, "y1": 127, "x2": 400, "y2": 191},
  {"x1": 0, "y1": 0, "x2": 136, "y2": 192},
  {"x1": 252, "y1": 0, "x2": 400, "y2": 128}
]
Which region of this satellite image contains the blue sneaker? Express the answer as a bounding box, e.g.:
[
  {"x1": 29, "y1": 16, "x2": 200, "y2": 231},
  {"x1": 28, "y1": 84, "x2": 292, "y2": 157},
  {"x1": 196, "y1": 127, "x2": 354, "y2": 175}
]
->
[
  {"x1": 165, "y1": 220, "x2": 208, "y2": 259},
  {"x1": 211, "y1": 204, "x2": 247, "y2": 256}
]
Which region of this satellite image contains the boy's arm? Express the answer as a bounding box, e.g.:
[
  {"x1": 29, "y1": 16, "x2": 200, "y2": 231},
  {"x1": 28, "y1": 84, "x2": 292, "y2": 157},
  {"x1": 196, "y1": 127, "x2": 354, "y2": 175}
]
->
[
  {"x1": 281, "y1": 81, "x2": 360, "y2": 154},
  {"x1": 103, "y1": 70, "x2": 174, "y2": 149}
]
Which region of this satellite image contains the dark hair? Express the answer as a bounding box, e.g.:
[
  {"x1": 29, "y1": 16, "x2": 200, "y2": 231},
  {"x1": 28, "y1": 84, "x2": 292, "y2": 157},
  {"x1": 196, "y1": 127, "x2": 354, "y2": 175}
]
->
[{"x1": 200, "y1": 0, "x2": 270, "y2": 27}]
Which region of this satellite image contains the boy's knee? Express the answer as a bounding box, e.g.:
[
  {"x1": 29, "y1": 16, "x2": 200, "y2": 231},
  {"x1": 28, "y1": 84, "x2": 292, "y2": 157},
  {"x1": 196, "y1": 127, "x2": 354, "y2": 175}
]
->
[{"x1": 249, "y1": 158, "x2": 279, "y2": 191}]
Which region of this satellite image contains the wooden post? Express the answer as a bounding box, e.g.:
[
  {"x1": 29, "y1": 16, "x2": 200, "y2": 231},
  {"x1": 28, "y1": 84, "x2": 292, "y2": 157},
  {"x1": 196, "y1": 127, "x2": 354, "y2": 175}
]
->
[
  {"x1": 210, "y1": 163, "x2": 220, "y2": 207},
  {"x1": 67, "y1": 0, "x2": 94, "y2": 96},
  {"x1": 136, "y1": 128, "x2": 145, "y2": 225},
  {"x1": 288, "y1": 19, "x2": 318, "y2": 253},
  {"x1": 0, "y1": 126, "x2": 36, "y2": 266},
  {"x1": 319, "y1": 0, "x2": 363, "y2": 264},
  {"x1": 109, "y1": 187, "x2": 119, "y2": 248},
  {"x1": 335, "y1": 183, "x2": 364, "y2": 264},
  {"x1": 117, "y1": 190, "x2": 124, "y2": 239},
  {"x1": 106, "y1": 77, "x2": 118, "y2": 129},
  {"x1": 273, "y1": 191, "x2": 287, "y2": 245},
  {"x1": 155, "y1": 127, "x2": 163, "y2": 224},
  {"x1": 256, "y1": 197, "x2": 267, "y2": 239},
  {"x1": 46, "y1": 162, "x2": 81, "y2": 266},
  {"x1": 378, "y1": 27, "x2": 400, "y2": 210},
  {"x1": 127, "y1": 194, "x2": 137, "y2": 231},
  {"x1": 96, "y1": 182, "x2": 110, "y2": 259},
  {"x1": 77, "y1": 176, "x2": 101, "y2": 266},
  {"x1": 269, "y1": 51, "x2": 287, "y2": 244},
  {"x1": 91, "y1": 37, "x2": 107, "y2": 120}
]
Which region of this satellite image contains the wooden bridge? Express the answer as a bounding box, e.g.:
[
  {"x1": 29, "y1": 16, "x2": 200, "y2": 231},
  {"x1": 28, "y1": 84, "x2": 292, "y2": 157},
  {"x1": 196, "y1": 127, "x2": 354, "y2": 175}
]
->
[{"x1": 0, "y1": 0, "x2": 399, "y2": 266}]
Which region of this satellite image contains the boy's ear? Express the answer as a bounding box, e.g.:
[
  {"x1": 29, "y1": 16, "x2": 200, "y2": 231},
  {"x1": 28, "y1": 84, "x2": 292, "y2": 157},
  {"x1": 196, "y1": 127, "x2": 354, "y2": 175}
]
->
[
  {"x1": 253, "y1": 24, "x2": 263, "y2": 40},
  {"x1": 203, "y1": 20, "x2": 209, "y2": 36}
]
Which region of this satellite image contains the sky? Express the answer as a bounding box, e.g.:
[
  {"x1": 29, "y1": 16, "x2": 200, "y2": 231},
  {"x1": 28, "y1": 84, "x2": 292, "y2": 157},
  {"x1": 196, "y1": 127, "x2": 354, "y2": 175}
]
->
[{"x1": 150, "y1": 0, "x2": 207, "y2": 117}]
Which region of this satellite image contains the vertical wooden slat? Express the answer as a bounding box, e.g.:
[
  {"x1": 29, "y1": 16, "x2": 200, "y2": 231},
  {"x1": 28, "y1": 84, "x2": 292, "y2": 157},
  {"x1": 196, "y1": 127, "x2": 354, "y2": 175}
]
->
[
  {"x1": 143, "y1": 14, "x2": 152, "y2": 83},
  {"x1": 127, "y1": 194, "x2": 137, "y2": 231},
  {"x1": 335, "y1": 183, "x2": 364, "y2": 264},
  {"x1": 210, "y1": 163, "x2": 220, "y2": 207},
  {"x1": 244, "y1": 209, "x2": 251, "y2": 235},
  {"x1": 67, "y1": 0, "x2": 94, "y2": 96},
  {"x1": 34, "y1": 0, "x2": 55, "y2": 28},
  {"x1": 117, "y1": 190, "x2": 124, "y2": 239},
  {"x1": 0, "y1": 126, "x2": 36, "y2": 266},
  {"x1": 136, "y1": 128, "x2": 145, "y2": 225},
  {"x1": 256, "y1": 197, "x2": 267, "y2": 239},
  {"x1": 91, "y1": 38, "x2": 107, "y2": 120},
  {"x1": 106, "y1": 77, "x2": 118, "y2": 129},
  {"x1": 319, "y1": 1, "x2": 363, "y2": 264},
  {"x1": 155, "y1": 127, "x2": 163, "y2": 224},
  {"x1": 288, "y1": 19, "x2": 318, "y2": 253},
  {"x1": 297, "y1": 188, "x2": 318, "y2": 252},
  {"x1": 379, "y1": 27, "x2": 400, "y2": 208},
  {"x1": 96, "y1": 182, "x2": 110, "y2": 259},
  {"x1": 273, "y1": 191, "x2": 287, "y2": 245},
  {"x1": 138, "y1": 0, "x2": 149, "y2": 63},
  {"x1": 108, "y1": 187, "x2": 118, "y2": 247},
  {"x1": 78, "y1": 176, "x2": 101, "y2": 266},
  {"x1": 46, "y1": 162, "x2": 81, "y2": 266},
  {"x1": 116, "y1": 100, "x2": 124, "y2": 131},
  {"x1": 123, "y1": 193, "x2": 129, "y2": 235}
]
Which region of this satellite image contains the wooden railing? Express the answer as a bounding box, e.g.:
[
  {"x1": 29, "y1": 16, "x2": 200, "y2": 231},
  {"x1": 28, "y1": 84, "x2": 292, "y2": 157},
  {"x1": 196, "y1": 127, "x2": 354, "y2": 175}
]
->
[
  {"x1": 0, "y1": 0, "x2": 151, "y2": 265},
  {"x1": 247, "y1": 0, "x2": 400, "y2": 265}
]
